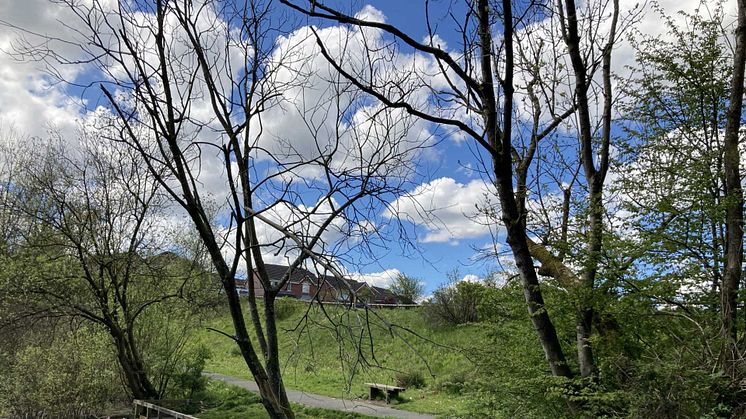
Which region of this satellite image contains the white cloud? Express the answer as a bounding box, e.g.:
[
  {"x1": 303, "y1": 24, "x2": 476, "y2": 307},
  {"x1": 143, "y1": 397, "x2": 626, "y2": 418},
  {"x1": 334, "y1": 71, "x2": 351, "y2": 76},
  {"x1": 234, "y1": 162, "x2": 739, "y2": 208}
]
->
[
  {"x1": 348, "y1": 268, "x2": 401, "y2": 288},
  {"x1": 249, "y1": 14, "x2": 439, "y2": 179},
  {"x1": 460, "y1": 274, "x2": 481, "y2": 283},
  {"x1": 385, "y1": 177, "x2": 497, "y2": 243},
  {"x1": 0, "y1": 0, "x2": 88, "y2": 139}
]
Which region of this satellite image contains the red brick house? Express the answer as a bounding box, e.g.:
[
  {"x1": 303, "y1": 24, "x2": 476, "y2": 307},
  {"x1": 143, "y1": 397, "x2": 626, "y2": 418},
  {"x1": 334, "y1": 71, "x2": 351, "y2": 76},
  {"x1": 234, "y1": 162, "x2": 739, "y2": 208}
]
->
[
  {"x1": 236, "y1": 264, "x2": 403, "y2": 305},
  {"x1": 371, "y1": 286, "x2": 399, "y2": 304},
  {"x1": 245, "y1": 264, "x2": 319, "y2": 300}
]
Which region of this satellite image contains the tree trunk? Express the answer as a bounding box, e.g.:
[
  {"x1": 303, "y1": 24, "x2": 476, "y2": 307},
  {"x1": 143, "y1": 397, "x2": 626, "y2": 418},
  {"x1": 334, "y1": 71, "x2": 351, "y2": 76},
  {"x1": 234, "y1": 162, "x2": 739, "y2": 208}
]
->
[
  {"x1": 263, "y1": 297, "x2": 293, "y2": 414},
  {"x1": 721, "y1": 0, "x2": 745, "y2": 376},
  {"x1": 479, "y1": 0, "x2": 573, "y2": 378},
  {"x1": 111, "y1": 328, "x2": 158, "y2": 400},
  {"x1": 577, "y1": 184, "x2": 602, "y2": 378},
  {"x1": 496, "y1": 163, "x2": 574, "y2": 377},
  {"x1": 559, "y1": 0, "x2": 618, "y2": 379}
]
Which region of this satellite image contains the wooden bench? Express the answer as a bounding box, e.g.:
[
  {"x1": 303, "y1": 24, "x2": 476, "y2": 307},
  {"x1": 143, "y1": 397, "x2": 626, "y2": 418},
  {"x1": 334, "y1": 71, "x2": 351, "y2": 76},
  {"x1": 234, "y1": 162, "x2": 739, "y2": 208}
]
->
[{"x1": 365, "y1": 383, "x2": 405, "y2": 403}]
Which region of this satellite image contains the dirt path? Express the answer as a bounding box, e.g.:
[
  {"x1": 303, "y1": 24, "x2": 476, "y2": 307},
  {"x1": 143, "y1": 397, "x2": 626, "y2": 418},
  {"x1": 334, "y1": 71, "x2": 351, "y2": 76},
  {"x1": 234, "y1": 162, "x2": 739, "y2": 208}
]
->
[{"x1": 203, "y1": 372, "x2": 436, "y2": 419}]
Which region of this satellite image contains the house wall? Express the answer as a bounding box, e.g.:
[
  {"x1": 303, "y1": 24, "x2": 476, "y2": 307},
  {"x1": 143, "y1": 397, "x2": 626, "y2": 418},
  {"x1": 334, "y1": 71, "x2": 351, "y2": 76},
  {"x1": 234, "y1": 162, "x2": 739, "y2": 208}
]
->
[
  {"x1": 241, "y1": 269, "x2": 394, "y2": 304},
  {"x1": 248, "y1": 272, "x2": 333, "y2": 300}
]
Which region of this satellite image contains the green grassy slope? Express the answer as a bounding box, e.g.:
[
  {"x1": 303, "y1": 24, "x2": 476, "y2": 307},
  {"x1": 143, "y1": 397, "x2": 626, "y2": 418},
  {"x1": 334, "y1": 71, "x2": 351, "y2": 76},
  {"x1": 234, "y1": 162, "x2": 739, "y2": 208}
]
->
[
  {"x1": 197, "y1": 299, "x2": 486, "y2": 417},
  {"x1": 196, "y1": 380, "x2": 371, "y2": 419}
]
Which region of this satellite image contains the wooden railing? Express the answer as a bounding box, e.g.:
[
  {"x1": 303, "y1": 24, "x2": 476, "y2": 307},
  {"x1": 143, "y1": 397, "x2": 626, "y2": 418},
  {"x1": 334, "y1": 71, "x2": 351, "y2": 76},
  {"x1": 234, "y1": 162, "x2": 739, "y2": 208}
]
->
[{"x1": 132, "y1": 399, "x2": 198, "y2": 419}]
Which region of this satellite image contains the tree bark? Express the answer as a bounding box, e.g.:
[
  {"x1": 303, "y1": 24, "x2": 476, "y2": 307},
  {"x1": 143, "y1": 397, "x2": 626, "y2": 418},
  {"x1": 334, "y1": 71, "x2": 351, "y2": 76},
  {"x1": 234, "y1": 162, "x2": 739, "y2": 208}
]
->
[
  {"x1": 111, "y1": 328, "x2": 158, "y2": 400},
  {"x1": 486, "y1": 0, "x2": 573, "y2": 378},
  {"x1": 721, "y1": 0, "x2": 745, "y2": 376},
  {"x1": 558, "y1": 0, "x2": 619, "y2": 379}
]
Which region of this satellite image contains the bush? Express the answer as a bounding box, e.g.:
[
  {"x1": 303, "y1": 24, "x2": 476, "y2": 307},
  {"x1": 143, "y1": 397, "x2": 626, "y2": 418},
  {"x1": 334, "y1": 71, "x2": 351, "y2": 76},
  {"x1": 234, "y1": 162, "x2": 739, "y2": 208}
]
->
[
  {"x1": 274, "y1": 297, "x2": 299, "y2": 321},
  {"x1": 395, "y1": 370, "x2": 426, "y2": 389},
  {"x1": 422, "y1": 280, "x2": 486, "y2": 327},
  {"x1": 435, "y1": 370, "x2": 471, "y2": 395},
  {"x1": 137, "y1": 303, "x2": 206, "y2": 399},
  {"x1": 0, "y1": 328, "x2": 122, "y2": 418},
  {"x1": 169, "y1": 345, "x2": 211, "y2": 399}
]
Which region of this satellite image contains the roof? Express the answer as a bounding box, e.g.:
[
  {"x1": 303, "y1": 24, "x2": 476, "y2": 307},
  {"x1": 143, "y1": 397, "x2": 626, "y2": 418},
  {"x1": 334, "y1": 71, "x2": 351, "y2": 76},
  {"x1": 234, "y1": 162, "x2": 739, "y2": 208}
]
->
[
  {"x1": 251, "y1": 264, "x2": 397, "y2": 298},
  {"x1": 347, "y1": 279, "x2": 370, "y2": 291},
  {"x1": 256, "y1": 263, "x2": 316, "y2": 284},
  {"x1": 372, "y1": 286, "x2": 393, "y2": 295},
  {"x1": 315, "y1": 275, "x2": 375, "y2": 294},
  {"x1": 319, "y1": 274, "x2": 350, "y2": 290}
]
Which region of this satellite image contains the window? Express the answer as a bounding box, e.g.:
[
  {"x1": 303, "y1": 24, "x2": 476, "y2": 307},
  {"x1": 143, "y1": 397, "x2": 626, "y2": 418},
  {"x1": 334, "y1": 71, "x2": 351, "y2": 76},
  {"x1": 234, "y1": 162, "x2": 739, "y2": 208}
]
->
[
  {"x1": 302, "y1": 282, "x2": 310, "y2": 295},
  {"x1": 286, "y1": 282, "x2": 292, "y2": 291}
]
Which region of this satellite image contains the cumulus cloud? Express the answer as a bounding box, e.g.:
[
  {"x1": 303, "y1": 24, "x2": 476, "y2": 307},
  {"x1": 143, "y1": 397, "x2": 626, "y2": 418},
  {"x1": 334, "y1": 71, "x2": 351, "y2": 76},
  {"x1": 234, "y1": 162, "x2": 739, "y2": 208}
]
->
[
  {"x1": 348, "y1": 268, "x2": 401, "y2": 288},
  {"x1": 0, "y1": 0, "x2": 88, "y2": 139},
  {"x1": 0, "y1": 0, "x2": 731, "y2": 280},
  {"x1": 460, "y1": 273, "x2": 481, "y2": 283},
  {"x1": 385, "y1": 177, "x2": 497, "y2": 243},
  {"x1": 250, "y1": 11, "x2": 439, "y2": 180}
]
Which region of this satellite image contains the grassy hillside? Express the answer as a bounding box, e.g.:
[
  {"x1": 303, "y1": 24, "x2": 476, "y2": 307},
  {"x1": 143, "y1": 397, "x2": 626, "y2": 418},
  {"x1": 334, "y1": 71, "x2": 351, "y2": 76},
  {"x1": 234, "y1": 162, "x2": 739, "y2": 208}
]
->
[
  {"x1": 196, "y1": 380, "x2": 370, "y2": 419},
  {"x1": 196, "y1": 299, "x2": 488, "y2": 417}
]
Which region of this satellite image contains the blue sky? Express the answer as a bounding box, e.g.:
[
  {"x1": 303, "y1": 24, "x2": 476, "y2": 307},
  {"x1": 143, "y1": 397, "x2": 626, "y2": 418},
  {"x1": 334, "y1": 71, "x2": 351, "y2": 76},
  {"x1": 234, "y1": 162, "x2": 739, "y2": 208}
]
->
[{"x1": 0, "y1": 0, "x2": 721, "y2": 294}]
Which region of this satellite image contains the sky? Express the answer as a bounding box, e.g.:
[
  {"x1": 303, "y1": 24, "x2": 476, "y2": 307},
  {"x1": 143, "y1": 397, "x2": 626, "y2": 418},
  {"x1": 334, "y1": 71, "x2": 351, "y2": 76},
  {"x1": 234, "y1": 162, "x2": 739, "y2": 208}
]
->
[{"x1": 0, "y1": 0, "x2": 735, "y2": 294}]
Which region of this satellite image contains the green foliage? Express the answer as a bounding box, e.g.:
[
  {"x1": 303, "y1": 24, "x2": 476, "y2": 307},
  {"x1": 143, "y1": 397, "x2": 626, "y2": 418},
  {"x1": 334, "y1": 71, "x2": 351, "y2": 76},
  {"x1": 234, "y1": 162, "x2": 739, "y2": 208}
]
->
[
  {"x1": 617, "y1": 1, "x2": 731, "y2": 296},
  {"x1": 169, "y1": 345, "x2": 211, "y2": 399},
  {"x1": 199, "y1": 300, "x2": 479, "y2": 416},
  {"x1": 422, "y1": 280, "x2": 485, "y2": 327},
  {"x1": 274, "y1": 296, "x2": 301, "y2": 321},
  {"x1": 195, "y1": 380, "x2": 268, "y2": 419},
  {"x1": 136, "y1": 298, "x2": 211, "y2": 398},
  {"x1": 395, "y1": 370, "x2": 426, "y2": 389},
  {"x1": 389, "y1": 273, "x2": 424, "y2": 304},
  {"x1": 433, "y1": 370, "x2": 471, "y2": 395},
  {"x1": 0, "y1": 328, "x2": 122, "y2": 418},
  {"x1": 195, "y1": 380, "x2": 370, "y2": 418},
  {"x1": 465, "y1": 283, "x2": 572, "y2": 418}
]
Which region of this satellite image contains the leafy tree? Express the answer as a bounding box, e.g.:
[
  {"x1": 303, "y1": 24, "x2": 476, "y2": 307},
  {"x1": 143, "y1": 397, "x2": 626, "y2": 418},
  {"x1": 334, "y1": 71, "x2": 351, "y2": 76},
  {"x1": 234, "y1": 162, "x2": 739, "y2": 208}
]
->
[
  {"x1": 619, "y1": 4, "x2": 731, "y2": 299},
  {"x1": 0, "y1": 134, "x2": 209, "y2": 400},
  {"x1": 389, "y1": 273, "x2": 424, "y2": 304},
  {"x1": 423, "y1": 273, "x2": 485, "y2": 327}
]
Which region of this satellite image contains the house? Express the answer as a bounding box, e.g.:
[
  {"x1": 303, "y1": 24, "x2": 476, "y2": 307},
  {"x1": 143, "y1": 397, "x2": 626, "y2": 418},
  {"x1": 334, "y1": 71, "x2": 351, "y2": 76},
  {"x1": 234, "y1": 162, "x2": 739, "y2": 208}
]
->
[
  {"x1": 317, "y1": 274, "x2": 354, "y2": 303},
  {"x1": 236, "y1": 263, "x2": 406, "y2": 305},
  {"x1": 371, "y1": 286, "x2": 399, "y2": 304},
  {"x1": 250, "y1": 264, "x2": 318, "y2": 300}
]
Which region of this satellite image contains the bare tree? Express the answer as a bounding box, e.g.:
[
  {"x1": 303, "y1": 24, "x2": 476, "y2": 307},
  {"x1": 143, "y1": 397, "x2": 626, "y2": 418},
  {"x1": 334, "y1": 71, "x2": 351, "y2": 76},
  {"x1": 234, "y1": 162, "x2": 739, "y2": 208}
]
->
[
  {"x1": 282, "y1": 0, "x2": 577, "y2": 378},
  {"x1": 8, "y1": 0, "x2": 429, "y2": 416},
  {"x1": 554, "y1": 0, "x2": 620, "y2": 379}
]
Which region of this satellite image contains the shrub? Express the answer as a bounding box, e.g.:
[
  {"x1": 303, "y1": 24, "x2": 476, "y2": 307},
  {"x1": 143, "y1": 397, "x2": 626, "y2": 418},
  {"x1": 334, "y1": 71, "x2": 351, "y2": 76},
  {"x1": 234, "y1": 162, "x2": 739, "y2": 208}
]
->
[
  {"x1": 422, "y1": 280, "x2": 485, "y2": 327},
  {"x1": 435, "y1": 370, "x2": 471, "y2": 395},
  {"x1": 274, "y1": 297, "x2": 299, "y2": 321},
  {"x1": 0, "y1": 328, "x2": 122, "y2": 418},
  {"x1": 169, "y1": 345, "x2": 211, "y2": 399},
  {"x1": 395, "y1": 370, "x2": 426, "y2": 389}
]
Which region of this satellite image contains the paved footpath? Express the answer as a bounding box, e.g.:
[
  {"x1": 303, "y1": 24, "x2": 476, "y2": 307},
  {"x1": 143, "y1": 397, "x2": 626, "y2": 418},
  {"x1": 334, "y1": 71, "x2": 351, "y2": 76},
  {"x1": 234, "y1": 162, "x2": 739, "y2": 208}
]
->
[{"x1": 204, "y1": 372, "x2": 436, "y2": 419}]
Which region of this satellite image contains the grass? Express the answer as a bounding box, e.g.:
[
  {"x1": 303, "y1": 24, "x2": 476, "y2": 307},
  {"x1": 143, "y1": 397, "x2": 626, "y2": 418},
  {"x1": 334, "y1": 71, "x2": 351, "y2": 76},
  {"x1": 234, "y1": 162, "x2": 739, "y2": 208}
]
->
[
  {"x1": 196, "y1": 299, "x2": 488, "y2": 417},
  {"x1": 195, "y1": 380, "x2": 371, "y2": 418}
]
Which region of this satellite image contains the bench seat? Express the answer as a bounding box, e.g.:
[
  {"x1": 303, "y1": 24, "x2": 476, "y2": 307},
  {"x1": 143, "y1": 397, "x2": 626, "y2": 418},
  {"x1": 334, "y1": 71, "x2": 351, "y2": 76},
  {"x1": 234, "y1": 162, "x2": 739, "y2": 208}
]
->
[{"x1": 365, "y1": 383, "x2": 406, "y2": 403}]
